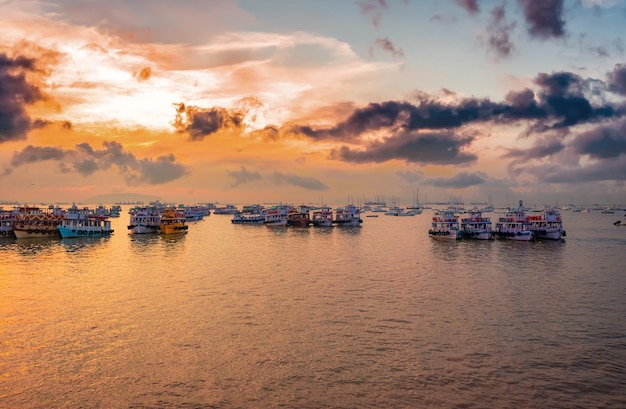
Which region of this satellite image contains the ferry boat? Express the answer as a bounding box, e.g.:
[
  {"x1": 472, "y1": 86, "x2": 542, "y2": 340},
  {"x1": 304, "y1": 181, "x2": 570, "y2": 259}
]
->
[
  {"x1": 311, "y1": 206, "x2": 334, "y2": 227},
  {"x1": 287, "y1": 206, "x2": 311, "y2": 227},
  {"x1": 494, "y1": 200, "x2": 534, "y2": 241},
  {"x1": 12, "y1": 205, "x2": 65, "y2": 239},
  {"x1": 232, "y1": 204, "x2": 266, "y2": 224},
  {"x1": 527, "y1": 207, "x2": 566, "y2": 240},
  {"x1": 213, "y1": 204, "x2": 238, "y2": 215},
  {"x1": 128, "y1": 207, "x2": 161, "y2": 234},
  {"x1": 0, "y1": 208, "x2": 17, "y2": 238},
  {"x1": 334, "y1": 205, "x2": 362, "y2": 227},
  {"x1": 460, "y1": 209, "x2": 494, "y2": 240},
  {"x1": 58, "y1": 204, "x2": 114, "y2": 238},
  {"x1": 160, "y1": 208, "x2": 188, "y2": 234},
  {"x1": 428, "y1": 209, "x2": 461, "y2": 239},
  {"x1": 264, "y1": 205, "x2": 292, "y2": 226}
]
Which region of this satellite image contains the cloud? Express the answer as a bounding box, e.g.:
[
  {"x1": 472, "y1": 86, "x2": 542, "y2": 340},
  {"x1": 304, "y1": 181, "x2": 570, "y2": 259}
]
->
[
  {"x1": 517, "y1": 0, "x2": 566, "y2": 40},
  {"x1": 173, "y1": 103, "x2": 244, "y2": 140},
  {"x1": 607, "y1": 64, "x2": 626, "y2": 96},
  {"x1": 424, "y1": 171, "x2": 487, "y2": 188},
  {"x1": 454, "y1": 0, "x2": 480, "y2": 15},
  {"x1": 485, "y1": 5, "x2": 517, "y2": 59},
  {"x1": 4, "y1": 141, "x2": 189, "y2": 185},
  {"x1": 502, "y1": 136, "x2": 566, "y2": 160},
  {"x1": 0, "y1": 53, "x2": 46, "y2": 143},
  {"x1": 357, "y1": 0, "x2": 389, "y2": 27},
  {"x1": 271, "y1": 172, "x2": 329, "y2": 191},
  {"x1": 570, "y1": 121, "x2": 626, "y2": 159},
  {"x1": 328, "y1": 131, "x2": 477, "y2": 165},
  {"x1": 226, "y1": 166, "x2": 262, "y2": 187},
  {"x1": 396, "y1": 169, "x2": 423, "y2": 184},
  {"x1": 371, "y1": 37, "x2": 405, "y2": 60}
]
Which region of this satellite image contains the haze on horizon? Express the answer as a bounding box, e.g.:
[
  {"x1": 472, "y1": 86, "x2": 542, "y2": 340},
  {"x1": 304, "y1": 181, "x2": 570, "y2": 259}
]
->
[{"x1": 1, "y1": 0, "x2": 626, "y2": 208}]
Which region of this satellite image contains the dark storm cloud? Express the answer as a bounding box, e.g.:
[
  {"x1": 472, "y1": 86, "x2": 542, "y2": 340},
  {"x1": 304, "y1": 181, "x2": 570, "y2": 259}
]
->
[
  {"x1": 425, "y1": 171, "x2": 487, "y2": 188},
  {"x1": 570, "y1": 122, "x2": 626, "y2": 159},
  {"x1": 10, "y1": 145, "x2": 67, "y2": 166},
  {"x1": 226, "y1": 166, "x2": 262, "y2": 187},
  {"x1": 517, "y1": 0, "x2": 565, "y2": 40},
  {"x1": 4, "y1": 142, "x2": 189, "y2": 185},
  {"x1": 0, "y1": 53, "x2": 46, "y2": 142},
  {"x1": 454, "y1": 0, "x2": 480, "y2": 15},
  {"x1": 502, "y1": 136, "x2": 565, "y2": 160},
  {"x1": 271, "y1": 172, "x2": 329, "y2": 191},
  {"x1": 173, "y1": 103, "x2": 244, "y2": 141},
  {"x1": 328, "y1": 131, "x2": 477, "y2": 165},
  {"x1": 607, "y1": 64, "x2": 626, "y2": 96}
]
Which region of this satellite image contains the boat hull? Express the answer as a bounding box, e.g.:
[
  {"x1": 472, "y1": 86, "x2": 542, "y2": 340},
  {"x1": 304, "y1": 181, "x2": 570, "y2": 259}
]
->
[
  {"x1": 13, "y1": 228, "x2": 60, "y2": 239},
  {"x1": 58, "y1": 226, "x2": 114, "y2": 238},
  {"x1": 128, "y1": 225, "x2": 161, "y2": 234},
  {"x1": 428, "y1": 229, "x2": 461, "y2": 239},
  {"x1": 495, "y1": 231, "x2": 534, "y2": 241},
  {"x1": 461, "y1": 230, "x2": 494, "y2": 240}
]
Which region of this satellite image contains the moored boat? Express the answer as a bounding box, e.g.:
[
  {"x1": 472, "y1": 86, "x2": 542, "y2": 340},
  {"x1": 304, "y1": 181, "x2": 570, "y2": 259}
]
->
[
  {"x1": 12, "y1": 205, "x2": 65, "y2": 239},
  {"x1": 128, "y1": 207, "x2": 161, "y2": 234},
  {"x1": 287, "y1": 206, "x2": 311, "y2": 227},
  {"x1": 311, "y1": 206, "x2": 334, "y2": 227},
  {"x1": 333, "y1": 204, "x2": 362, "y2": 227},
  {"x1": 460, "y1": 209, "x2": 494, "y2": 240},
  {"x1": 58, "y1": 204, "x2": 114, "y2": 238},
  {"x1": 428, "y1": 209, "x2": 461, "y2": 239},
  {"x1": 160, "y1": 208, "x2": 188, "y2": 234},
  {"x1": 494, "y1": 200, "x2": 534, "y2": 241},
  {"x1": 232, "y1": 204, "x2": 266, "y2": 224},
  {"x1": 527, "y1": 207, "x2": 566, "y2": 240},
  {"x1": 264, "y1": 205, "x2": 292, "y2": 226}
]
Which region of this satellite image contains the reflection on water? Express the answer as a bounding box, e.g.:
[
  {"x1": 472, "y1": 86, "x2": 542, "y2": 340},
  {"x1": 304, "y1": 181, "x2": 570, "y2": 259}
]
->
[{"x1": 0, "y1": 209, "x2": 625, "y2": 408}]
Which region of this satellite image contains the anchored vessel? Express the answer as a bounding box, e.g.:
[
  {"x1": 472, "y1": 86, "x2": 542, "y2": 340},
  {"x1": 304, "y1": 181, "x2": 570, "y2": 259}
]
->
[
  {"x1": 494, "y1": 200, "x2": 534, "y2": 241},
  {"x1": 160, "y1": 208, "x2": 188, "y2": 234},
  {"x1": 12, "y1": 206, "x2": 65, "y2": 239},
  {"x1": 460, "y1": 209, "x2": 494, "y2": 240},
  {"x1": 58, "y1": 204, "x2": 114, "y2": 238},
  {"x1": 429, "y1": 209, "x2": 461, "y2": 239}
]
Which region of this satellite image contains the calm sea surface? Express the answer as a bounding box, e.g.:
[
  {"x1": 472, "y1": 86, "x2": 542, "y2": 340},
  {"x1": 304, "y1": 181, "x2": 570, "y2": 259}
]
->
[{"x1": 1, "y1": 207, "x2": 625, "y2": 408}]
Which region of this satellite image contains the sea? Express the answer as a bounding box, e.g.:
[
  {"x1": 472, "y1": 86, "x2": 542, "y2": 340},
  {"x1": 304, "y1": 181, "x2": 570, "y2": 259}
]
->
[{"x1": 1, "y1": 207, "x2": 625, "y2": 408}]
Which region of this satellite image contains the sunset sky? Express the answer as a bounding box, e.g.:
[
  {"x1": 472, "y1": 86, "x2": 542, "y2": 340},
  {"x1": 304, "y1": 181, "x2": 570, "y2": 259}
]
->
[{"x1": 1, "y1": 0, "x2": 625, "y2": 207}]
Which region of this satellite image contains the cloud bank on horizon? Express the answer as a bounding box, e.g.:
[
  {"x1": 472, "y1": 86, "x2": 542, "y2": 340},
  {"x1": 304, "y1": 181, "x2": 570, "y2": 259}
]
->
[{"x1": 1, "y1": 0, "x2": 625, "y2": 205}]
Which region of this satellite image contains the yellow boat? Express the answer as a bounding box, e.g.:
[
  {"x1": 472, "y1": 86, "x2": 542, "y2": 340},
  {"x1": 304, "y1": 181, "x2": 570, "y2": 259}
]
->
[{"x1": 160, "y1": 208, "x2": 188, "y2": 235}]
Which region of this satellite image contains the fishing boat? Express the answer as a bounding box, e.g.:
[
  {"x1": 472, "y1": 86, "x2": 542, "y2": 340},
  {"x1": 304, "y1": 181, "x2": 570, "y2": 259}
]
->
[
  {"x1": 494, "y1": 200, "x2": 534, "y2": 241},
  {"x1": 58, "y1": 204, "x2": 114, "y2": 238},
  {"x1": 333, "y1": 204, "x2": 362, "y2": 227},
  {"x1": 311, "y1": 206, "x2": 334, "y2": 227},
  {"x1": 128, "y1": 207, "x2": 162, "y2": 234},
  {"x1": 428, "y1": 209, "x2": 461, "y2": 239},
  {"x1": 160, "y1": 208, "x2": 188, "y2": 234},
  {"x1": 12, "y1": 205, "x2": 65, "y2": 239},
  {"x1": 460, "y1": 209, "x2": 494, "y2": 240},
  {"x1": 527, "y1": 207, "x2": 566, "y2": 240}
]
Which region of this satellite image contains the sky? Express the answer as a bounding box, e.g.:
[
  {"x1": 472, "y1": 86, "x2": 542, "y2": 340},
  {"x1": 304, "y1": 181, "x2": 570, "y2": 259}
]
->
[{"x1": 1, "y1": 0, "x2": 626, "y2": 207}]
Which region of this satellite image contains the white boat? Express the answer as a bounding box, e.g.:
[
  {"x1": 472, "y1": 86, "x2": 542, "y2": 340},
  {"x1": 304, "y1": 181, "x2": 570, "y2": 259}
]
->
[
  {"x1": 333, "y1": 205, "x2": 362, "y2": 227},
  {"x1": 428, "y1": 209, "x2": 461, "y2": 239},
  {"x1": 494, "y1": 200, "x2": 534, "y2": 241},
  {"x1": 311, "y1": 206, "x2": 334, "y2": 227},
  {"x1": 12, "y1": 205, "x2": 65, "y2": 239},
  {"x1": 213, "y1": 204, "x2": 238, "y2": 215},
  {"x1": 264, "y1": 205, "x2": 292, "y2": 226},
  {"x1": 460, "y1": 210, "x2": 494, "y2": 240},
  {"x1": 527, "y1": 208, "x2": 566, "y2": 240},
  {"x1": 128, "y1": 207, "x2": 161, "y2": 234},
  {"x1": 58, "y1": 204, "x2": 114, "y2": 238},
  {"x1": 0, "y1": 208, "x2": 18, "y2": 238},
  {"x1": 232, "y1": 204, "x2": 266, "y2": 224}
]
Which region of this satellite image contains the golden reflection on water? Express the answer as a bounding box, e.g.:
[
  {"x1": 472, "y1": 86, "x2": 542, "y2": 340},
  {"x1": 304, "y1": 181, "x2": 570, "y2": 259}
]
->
[{"x1": 0, "y1": 209, "x2": 625, "y2": 407}]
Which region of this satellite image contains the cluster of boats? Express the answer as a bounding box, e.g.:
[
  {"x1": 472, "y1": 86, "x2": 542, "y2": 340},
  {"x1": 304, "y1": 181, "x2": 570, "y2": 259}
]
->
[
  {"x1": 428, "y1": 200, "x2": 567, "y2": 241},
  {"x1": 231, "y1": 204, "x2": 362, "y2": 227}
]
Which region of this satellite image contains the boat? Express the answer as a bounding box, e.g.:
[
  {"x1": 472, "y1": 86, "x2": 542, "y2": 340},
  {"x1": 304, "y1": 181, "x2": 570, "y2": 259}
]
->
[
  {"x1": 311, "y1": 206, "x2": 334, "y2": 227},
  {"x1": 264, "y1": 205, "x2": 292, "y2": 226},
  {"x1": 527, "y1": 207, "x2": 566, "y2": 240},
  {"x1": 287, "y1": 206, "x2": 311, "y2": 227},
  {"x1": 428, "y1": 209, "x2": 461, "y2": 239},
  {"x1": 57, "y1": 204, "x2": 114, "y2": 238},
  {"x1": 182, "y1": 205, "x2": 205, "y2": 222},
  {"x1": 128, "y1": 207, "x2": 162, "y2": 234},
  {"x1": 213, "y1": 204, "x2": 238, "y2": 215},
  {"x1": 0, "y1": 208, "x2": 18, "y2": 238},
  {"x1": 333, "y1": 204, "x2": 362, "y2": 227},
  {"x1": 160, "y1": 208, "x2": 188, "y2": 234},
  {"x1": 232, "y1": 204, "x2": 266, "y2": 224},
  {"x1": 494, "y1": 200, "x2": 534, "y2": 241},
  {"x1": 12, "y1": 205, "x2": 65, "y2": 239},
  {"x1": 460, "y1": 210, "x2": 494, "y2": 240}
]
